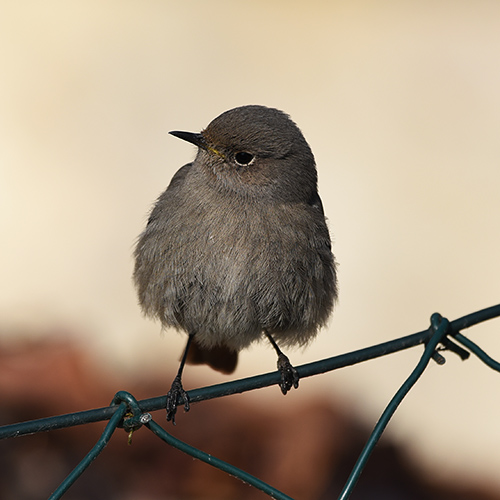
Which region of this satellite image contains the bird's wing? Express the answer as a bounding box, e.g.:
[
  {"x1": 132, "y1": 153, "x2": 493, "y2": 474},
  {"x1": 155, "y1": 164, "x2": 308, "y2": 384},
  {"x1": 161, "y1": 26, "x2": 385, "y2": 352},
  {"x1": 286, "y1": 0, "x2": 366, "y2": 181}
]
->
[{"x1": 308, "y1": 189, "x2": 325, "y2": 215}]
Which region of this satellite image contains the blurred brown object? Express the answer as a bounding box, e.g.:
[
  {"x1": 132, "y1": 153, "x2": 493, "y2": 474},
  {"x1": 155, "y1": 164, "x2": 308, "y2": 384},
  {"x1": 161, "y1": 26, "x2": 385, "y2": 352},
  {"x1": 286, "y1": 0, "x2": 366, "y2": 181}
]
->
[{"x1": 0, "y1": 337, "x2": 499, "y2": 500}]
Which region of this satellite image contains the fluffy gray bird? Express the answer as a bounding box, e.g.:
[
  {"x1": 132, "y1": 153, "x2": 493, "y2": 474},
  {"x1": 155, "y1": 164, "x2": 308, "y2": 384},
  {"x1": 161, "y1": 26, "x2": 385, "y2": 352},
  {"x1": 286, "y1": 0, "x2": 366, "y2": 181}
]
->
[{"x1": 134, "y1": 105, "x2": 337, "y2": 423}]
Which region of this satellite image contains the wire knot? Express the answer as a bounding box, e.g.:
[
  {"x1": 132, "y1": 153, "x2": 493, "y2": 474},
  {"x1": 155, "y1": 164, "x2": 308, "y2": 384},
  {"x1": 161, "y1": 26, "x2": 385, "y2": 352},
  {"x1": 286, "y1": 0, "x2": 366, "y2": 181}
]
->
[
  {"x1": 111, "y1": 391, "x2": 152, "y2": 443},
  {"x1": 428, "y1": 313, "x2": 470, "y2": 364}
]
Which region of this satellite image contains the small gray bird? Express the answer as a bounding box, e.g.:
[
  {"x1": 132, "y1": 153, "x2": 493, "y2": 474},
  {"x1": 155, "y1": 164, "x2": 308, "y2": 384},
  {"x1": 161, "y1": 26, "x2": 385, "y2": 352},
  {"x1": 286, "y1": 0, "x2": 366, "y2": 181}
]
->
[{"x1": 134, "y1": 105, "x2": 337, "y2": 423}]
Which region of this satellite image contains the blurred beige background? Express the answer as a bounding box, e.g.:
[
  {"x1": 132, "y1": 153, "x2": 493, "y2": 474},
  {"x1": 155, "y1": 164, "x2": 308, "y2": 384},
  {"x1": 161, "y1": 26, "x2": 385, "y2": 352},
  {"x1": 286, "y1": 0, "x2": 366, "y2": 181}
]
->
[{"x1": 1, "y1": 0, "x2": 499, "y2": 489}]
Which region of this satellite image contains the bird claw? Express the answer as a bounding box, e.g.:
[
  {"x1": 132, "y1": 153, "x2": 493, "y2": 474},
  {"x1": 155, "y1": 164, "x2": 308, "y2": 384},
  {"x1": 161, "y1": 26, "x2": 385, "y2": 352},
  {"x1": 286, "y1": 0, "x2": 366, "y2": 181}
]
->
[
  {"x1": 166, "y1": 375, "x2": 190, "y2": 424},
  {"x1": 277, "y1": 353, "x2": 299, "y2": 395}
]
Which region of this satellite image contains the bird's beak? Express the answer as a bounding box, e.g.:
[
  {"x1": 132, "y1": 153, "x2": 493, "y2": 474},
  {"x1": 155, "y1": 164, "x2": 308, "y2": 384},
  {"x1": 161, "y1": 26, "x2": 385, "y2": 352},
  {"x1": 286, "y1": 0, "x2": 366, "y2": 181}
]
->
[
  {"x1": 169, "y1": 130, "x2": 226, "y2": 160},
  {"x1": 169, "y1": 131, "x2": 207, "y2": 150}
]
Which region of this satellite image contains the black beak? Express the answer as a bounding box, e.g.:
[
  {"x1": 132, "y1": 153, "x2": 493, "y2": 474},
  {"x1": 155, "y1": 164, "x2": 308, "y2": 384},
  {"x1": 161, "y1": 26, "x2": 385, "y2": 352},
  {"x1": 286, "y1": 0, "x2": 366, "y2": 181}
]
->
[{"x1": 169, "y1": 131, "x2": 206, "y2": 149}]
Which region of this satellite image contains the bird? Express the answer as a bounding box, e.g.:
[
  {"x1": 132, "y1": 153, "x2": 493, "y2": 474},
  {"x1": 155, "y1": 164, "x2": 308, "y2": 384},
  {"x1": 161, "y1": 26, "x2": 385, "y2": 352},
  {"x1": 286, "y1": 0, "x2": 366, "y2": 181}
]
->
[{"x1": 133, "y1": 105, "x2": 337, "y2": 423}]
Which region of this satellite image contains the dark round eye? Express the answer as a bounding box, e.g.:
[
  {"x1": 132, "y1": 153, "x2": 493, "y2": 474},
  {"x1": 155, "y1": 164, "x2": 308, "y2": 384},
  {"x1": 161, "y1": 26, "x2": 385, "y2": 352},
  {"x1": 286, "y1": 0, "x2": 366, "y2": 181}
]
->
[{"x1": 234, "y1": 152, "x2": 254, "y2": 166}]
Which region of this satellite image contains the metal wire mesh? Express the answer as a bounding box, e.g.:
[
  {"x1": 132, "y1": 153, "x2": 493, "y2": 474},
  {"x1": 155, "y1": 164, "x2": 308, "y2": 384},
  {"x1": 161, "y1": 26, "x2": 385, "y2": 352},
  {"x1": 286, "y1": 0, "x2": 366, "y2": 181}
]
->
[{"x1": 1, "y1": 304, "x2": 499, "y2": 500}]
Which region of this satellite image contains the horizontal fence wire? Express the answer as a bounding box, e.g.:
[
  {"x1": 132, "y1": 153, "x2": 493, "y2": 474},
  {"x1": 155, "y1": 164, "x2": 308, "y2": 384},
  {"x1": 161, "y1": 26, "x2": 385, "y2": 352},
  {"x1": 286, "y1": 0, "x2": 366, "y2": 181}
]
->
[{"x1": 1, "y1": 303, "x2": 499, "y2": 499}]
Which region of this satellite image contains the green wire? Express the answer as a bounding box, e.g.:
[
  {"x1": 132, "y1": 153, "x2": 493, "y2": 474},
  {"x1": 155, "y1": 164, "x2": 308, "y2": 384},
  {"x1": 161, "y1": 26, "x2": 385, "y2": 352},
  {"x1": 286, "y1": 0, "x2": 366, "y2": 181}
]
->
[
  {"x1": 337, "y1": 313, "x2": 450, "y2": 500},
  {"x1": 146, "y1": 419, "x2": 294, "y2": 500}
]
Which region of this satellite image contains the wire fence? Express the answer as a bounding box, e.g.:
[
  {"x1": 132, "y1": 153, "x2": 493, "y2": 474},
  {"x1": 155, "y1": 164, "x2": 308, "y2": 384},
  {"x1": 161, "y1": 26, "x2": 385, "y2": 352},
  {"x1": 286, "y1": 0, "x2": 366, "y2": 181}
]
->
[{"x1": 1, "y1": 303, "x2": 499, "y2": 499}]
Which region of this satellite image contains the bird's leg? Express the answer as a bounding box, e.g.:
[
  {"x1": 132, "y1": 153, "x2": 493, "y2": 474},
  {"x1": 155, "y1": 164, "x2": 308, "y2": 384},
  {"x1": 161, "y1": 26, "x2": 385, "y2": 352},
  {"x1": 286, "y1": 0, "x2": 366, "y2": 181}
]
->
[
  {"x1": 265, "y1": 331, "x2": 299, "y2": 395},
  {"x1": 166, "y1": 332, "x2": 195, "y2": 424}
]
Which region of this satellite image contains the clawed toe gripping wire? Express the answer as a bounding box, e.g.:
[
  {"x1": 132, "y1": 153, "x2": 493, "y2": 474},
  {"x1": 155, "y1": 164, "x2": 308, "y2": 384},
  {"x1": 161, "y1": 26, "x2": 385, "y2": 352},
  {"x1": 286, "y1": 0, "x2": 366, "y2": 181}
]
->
[{"x1": 1, "y1": 304, "x2": 499, "y2": 500}]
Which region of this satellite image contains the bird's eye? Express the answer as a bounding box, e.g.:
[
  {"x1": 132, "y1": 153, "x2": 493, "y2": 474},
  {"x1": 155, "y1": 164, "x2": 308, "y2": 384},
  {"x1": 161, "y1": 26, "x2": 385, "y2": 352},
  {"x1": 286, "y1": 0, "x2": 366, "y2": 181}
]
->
[{"x1": 234, "y1": 152, "x2": 255, "y2": 166}]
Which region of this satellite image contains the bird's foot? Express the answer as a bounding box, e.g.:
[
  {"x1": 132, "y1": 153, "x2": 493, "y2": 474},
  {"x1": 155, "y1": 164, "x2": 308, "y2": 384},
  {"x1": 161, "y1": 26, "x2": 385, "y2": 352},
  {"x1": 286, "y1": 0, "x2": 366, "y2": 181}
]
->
[
  {"x1": 277, "y1": 353, "x2": 299, "y2": 395},
  {"x1": 166, "y1": 375, "x2": 190, "y2": 424}
]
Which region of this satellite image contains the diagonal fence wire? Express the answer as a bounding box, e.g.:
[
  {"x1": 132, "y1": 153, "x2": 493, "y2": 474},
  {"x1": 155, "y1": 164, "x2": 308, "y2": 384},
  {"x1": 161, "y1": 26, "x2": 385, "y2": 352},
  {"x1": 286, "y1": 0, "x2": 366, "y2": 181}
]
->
[
  {"x1": 338, "y1": 312, "x2": 450, "y2": 500},
  {"x1": 1, "y1": 303, "x2": 500, "y2": 499}
]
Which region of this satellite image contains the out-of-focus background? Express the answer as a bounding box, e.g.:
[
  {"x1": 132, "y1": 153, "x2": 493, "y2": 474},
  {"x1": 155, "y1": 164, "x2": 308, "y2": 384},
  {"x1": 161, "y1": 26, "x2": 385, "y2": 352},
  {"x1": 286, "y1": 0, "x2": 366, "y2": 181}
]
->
[{"x1": 1, "y1": 1, "x2": 500, "y2": 498}]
